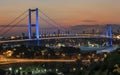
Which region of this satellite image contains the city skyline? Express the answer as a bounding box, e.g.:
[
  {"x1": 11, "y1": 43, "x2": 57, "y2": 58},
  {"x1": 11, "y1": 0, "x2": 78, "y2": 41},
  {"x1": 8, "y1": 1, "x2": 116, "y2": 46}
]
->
[{"x1": 0, "y1": 0, "x2": 120, "y2": 26}]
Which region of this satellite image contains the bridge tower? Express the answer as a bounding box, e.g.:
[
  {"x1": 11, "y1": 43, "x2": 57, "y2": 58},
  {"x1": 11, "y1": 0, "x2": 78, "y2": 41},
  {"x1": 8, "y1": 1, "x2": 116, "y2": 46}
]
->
[
  {"x1": 106, "y1": 25, "x2": 112, "y2": 47},
  {"x1": 28, "y1": 8, "x2": 40, "y2": 46},
  {"x1": 109, "y1": 25, "x2": 112, "y2": 47}
]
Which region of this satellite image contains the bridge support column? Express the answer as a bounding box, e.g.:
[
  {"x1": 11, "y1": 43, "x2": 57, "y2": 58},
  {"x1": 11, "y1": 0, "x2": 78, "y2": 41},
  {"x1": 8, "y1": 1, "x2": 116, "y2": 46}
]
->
[
  {"x1": 109, "y1": 25, "x2": 112, "y2": 47},
  {"x1": 28, "y1": 9, "x2": 32, "y2": 39},
  {"x1": 36, "y1": 8, "x2": 40, "y2": 46},
  {"x1": 106, "y1": 25, "x2": 113, "y2": 47},
  {"x1": 36, "y1": 8, "x2": 39, "y2": 39}
]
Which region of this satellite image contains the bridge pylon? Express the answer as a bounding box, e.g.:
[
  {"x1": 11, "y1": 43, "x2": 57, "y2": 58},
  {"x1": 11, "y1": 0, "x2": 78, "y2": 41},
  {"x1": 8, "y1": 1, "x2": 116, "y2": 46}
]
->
[
  {"x1": 28, "y1": 8, "x2": 40, "y2": 46},
  {"x1": 106, "y1": 24, "x2": 112, "y2": 47}
]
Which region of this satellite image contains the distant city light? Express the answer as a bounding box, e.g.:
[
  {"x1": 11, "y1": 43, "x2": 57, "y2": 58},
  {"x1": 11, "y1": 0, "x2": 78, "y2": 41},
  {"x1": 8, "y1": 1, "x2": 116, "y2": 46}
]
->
[
  {"x1": 19, "y1": 67, "x2": 22, "y2": 70},
  {"x1": 117, "y1": 35, "x2": 120, "y2": 39},
  {"x1": 9, "y1": 67, "x2": 12, "y2": 71}
]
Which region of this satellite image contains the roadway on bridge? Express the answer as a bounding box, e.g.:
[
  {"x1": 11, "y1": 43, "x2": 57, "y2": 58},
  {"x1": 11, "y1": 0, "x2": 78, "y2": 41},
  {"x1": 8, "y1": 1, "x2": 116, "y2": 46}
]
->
[{"x1": 0, "y1": 34, "x2": 110, "y2": 43}]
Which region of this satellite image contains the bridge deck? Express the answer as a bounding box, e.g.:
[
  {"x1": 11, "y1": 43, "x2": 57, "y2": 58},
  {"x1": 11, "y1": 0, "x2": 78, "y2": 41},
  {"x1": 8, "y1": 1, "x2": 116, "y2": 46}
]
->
[{"x1": 0, "y1": 34, "x2": 111, "y2": 43}]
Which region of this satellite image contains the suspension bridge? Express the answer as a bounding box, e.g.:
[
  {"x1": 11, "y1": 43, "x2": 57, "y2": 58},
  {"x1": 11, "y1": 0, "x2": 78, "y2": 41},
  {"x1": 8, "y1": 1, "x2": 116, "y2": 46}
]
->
[{"x1": 0, "y1": 8, "x2": 114, "y2": 48}]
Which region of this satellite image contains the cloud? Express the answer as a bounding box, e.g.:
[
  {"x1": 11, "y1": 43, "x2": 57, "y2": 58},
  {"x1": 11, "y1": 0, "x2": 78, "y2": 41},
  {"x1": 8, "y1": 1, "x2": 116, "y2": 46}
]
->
[{"x1": 81, "y1": 20, "x2": 97, "y2": 22}]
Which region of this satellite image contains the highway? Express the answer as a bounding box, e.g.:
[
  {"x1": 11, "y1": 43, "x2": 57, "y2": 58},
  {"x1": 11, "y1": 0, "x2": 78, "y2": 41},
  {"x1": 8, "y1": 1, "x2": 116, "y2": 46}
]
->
[{"x1": 0, "y1": 58, "x2": 76, "y2": 65}]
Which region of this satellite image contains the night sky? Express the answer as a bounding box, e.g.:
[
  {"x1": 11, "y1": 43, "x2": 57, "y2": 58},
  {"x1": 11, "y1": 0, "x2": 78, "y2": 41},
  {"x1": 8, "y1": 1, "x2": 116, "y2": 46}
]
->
[{"x1": 0, "y1": 0, "x2": 120, "y2": 26}]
